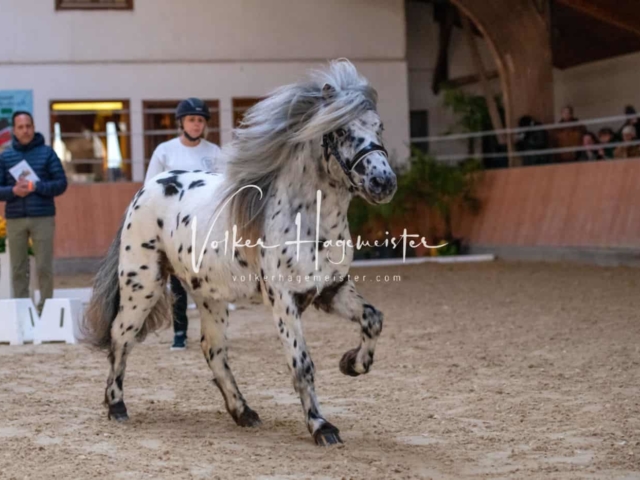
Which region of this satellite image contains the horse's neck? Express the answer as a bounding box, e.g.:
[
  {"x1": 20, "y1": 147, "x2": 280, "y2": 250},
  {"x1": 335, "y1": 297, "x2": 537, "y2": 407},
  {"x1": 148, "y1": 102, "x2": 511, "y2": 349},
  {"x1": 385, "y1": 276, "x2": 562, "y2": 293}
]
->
[{"x1": 273, "y1": 150, "x2": 352, "y2": 236}]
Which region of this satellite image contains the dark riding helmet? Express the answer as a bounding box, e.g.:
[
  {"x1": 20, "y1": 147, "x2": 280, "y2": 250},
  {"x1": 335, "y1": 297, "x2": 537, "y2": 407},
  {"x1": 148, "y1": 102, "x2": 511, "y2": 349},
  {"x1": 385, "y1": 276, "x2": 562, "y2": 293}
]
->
[{"x1": 175, "y1": 98, "x2": 211, "y2": 120}]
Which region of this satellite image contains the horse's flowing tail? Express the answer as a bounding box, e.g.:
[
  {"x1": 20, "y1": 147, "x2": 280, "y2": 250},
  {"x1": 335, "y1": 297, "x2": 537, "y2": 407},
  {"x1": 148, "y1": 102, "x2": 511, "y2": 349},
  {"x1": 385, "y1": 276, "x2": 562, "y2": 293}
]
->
[
  {"x1": 81, "y1": 219, "x2": 124, "y2": 349},
  {"x1": 81, "y1": 216, "x2": 173, "y2": 349}
]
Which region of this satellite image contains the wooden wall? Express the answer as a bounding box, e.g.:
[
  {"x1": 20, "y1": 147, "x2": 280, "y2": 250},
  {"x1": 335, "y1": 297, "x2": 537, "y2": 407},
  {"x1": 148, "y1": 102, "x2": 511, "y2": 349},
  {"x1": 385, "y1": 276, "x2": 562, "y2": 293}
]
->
[
  {"x1": 53, "y1": 182, "x2": 142, "y2": 258},
  {"x1": 454, "y1": 159, "x2": 640, "y2": 248}
]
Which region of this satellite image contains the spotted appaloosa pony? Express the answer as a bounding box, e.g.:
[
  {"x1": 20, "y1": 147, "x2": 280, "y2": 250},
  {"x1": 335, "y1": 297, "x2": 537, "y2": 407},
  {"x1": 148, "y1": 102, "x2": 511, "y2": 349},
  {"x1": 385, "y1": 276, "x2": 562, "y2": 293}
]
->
[{"x1": 82, "y1": 59, "x2": 397, "y2": 446}]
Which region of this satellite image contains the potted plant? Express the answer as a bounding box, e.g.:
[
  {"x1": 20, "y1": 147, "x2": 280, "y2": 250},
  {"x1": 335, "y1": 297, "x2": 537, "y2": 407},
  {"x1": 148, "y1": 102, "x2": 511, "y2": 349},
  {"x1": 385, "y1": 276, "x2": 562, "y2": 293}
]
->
[{"x1": 401, "y1": 148, "x2": 483, "y2": 256}]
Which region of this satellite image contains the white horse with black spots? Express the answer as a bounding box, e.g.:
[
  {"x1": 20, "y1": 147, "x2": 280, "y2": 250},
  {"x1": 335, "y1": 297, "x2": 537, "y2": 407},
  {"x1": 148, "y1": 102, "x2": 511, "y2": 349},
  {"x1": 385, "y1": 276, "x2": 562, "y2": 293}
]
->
[{"x1": 82, "y1": 59, "x2": 397, "y2": 446}]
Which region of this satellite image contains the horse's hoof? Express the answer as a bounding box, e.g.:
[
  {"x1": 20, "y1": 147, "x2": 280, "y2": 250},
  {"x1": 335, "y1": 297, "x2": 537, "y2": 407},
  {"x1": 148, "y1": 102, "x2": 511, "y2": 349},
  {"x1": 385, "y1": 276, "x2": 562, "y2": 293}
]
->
[
  {"x1": 107, "y1": 401, "x2": 129, "y2": 422},
  {"x1": 339, "y1": 348, "x2": 362, "y2": 377},
  {"x1": 313, "y1": 423, "x2": 343, "y2": 446},
  {"x1": 235, "y1": 406, "x2": 262, "y2": 428}
]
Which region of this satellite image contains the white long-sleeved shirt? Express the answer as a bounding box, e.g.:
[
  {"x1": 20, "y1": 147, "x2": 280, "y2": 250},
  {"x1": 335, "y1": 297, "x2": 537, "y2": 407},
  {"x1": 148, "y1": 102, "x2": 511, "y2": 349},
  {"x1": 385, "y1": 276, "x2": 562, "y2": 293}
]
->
[{"x1": 144, "y1": 137, "x2": 223, "y2": 183}]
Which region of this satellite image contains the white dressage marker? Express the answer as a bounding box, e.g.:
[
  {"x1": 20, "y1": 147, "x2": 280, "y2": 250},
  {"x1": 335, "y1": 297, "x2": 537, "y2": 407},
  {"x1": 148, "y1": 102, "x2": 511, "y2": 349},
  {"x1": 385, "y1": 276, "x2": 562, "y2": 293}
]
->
[
  {"x1": 0, "y1": 298, "x2": 39, "y2": 346},
  {"x1": 34, "y1": 288, "x2": 93, "y2": 307},
  {"x1": 34, "y1": 298, "x2": 83, "y2": 345}
]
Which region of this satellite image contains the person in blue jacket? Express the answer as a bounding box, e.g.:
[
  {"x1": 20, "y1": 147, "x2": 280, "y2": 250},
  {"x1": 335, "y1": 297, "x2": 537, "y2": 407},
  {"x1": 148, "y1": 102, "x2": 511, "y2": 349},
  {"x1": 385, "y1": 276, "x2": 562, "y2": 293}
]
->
[{"x1": 0, "y1": 111, "x2": 68, "y2": 312}]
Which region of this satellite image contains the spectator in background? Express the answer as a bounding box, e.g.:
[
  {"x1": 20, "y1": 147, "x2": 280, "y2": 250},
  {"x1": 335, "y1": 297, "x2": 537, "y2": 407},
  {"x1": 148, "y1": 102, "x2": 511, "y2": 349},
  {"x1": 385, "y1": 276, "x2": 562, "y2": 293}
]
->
[
  {"x1": 554, "y1": 105, "x2": 586, "y2": 162},
  {"x1": 597, "y1": 128, "x2": 616, "y2": 159},
  {"x1": 614, "y1": 125, "x2": 640, "y2": 159},
  {"x1": 560, "y1": 105, "x2": 579, "y2": 123},
  {"x1": 0, "y1": 112, "x2": 68, "y2": 313},
  {"x1": 515, "y1": 115, "x2": 551, "y2": 166},
  {"x1": 576, "y1": 132, "x2": 604, "y2": 161},
  {"x1": 619, "y1": 105, "x2": 640, "y2": 141}
]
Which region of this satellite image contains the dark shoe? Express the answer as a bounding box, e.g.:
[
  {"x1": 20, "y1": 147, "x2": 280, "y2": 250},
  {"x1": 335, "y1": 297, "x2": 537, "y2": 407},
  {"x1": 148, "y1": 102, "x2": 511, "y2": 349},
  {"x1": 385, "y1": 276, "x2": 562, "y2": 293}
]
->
[{"x1": 170, "y1": 331, "x2": 187, "y2": 351}]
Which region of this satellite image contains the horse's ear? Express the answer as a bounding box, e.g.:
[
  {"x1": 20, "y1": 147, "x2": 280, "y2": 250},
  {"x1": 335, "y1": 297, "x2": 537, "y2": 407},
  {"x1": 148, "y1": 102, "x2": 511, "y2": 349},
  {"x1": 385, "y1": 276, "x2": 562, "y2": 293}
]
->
[{"x1": 322, "y1": 83, "x2": 337, "y2": 101}]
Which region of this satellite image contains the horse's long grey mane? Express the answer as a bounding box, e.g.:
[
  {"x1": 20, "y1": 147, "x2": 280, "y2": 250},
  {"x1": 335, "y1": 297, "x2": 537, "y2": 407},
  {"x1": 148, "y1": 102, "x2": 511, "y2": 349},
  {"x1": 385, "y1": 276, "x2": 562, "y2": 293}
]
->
[{"x1": 217, "y1": 59, "x2": 378, "y2": 264}]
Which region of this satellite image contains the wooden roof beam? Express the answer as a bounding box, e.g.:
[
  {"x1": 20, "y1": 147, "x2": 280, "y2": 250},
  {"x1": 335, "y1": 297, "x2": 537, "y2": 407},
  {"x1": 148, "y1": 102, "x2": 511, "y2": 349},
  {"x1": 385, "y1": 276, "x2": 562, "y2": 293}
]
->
[{"x1": 555, "y1": 0, "x2": 640, "y2": 38}]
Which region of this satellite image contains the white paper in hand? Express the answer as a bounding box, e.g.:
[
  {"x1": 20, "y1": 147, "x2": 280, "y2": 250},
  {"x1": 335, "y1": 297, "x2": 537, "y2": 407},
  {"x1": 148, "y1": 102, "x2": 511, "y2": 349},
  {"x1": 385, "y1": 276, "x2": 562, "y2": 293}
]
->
[{"x1": 9, "y1": 160, "x2": 40, "y2": 182}]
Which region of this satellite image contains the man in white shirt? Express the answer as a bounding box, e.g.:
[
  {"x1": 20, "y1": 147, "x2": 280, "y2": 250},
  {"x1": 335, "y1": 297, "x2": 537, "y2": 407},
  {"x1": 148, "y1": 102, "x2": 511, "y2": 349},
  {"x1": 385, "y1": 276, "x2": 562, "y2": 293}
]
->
[{"x1": 145, "y1": 98, "x2": 223, "y2": 351}]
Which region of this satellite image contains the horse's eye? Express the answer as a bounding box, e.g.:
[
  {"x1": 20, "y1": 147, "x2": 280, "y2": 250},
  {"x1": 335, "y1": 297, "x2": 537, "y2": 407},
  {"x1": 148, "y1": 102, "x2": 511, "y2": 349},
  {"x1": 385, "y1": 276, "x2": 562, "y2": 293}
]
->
[{"x1": 335, "y1": 128, "x2": 347, "y2": 138}]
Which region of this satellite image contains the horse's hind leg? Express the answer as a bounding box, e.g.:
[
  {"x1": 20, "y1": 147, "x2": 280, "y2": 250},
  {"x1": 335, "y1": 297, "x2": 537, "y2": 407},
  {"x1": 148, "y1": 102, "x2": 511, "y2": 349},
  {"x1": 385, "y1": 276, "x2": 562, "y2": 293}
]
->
[
  {"x1": 105, "y1": 260, "x2": 167, "y2": 421},
  {"x1": 314, "y1": 279, "x2": 383, "y2": 377},
  {"x1": 195, "y1": 297, "x2": 261, "y2": 427}
]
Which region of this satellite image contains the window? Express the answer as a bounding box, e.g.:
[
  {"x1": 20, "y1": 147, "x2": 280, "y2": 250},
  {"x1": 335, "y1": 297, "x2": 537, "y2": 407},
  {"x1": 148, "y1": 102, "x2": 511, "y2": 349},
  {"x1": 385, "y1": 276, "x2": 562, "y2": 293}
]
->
[
  {"x1": 50, "y1": 100, "x2": 131, "y2": 183},
  {"x1": 55, "y1": 0, "x2": 133, "y2": 10},
  {"x1": 232, "y1": 97, "x2": 264, "y2": 128},
  {"x1": 410, "y1": 110, "x2": 429, "y2": 153},
  {"x1": 142, "y1": 100, "x2": 221, "y2": 173}
]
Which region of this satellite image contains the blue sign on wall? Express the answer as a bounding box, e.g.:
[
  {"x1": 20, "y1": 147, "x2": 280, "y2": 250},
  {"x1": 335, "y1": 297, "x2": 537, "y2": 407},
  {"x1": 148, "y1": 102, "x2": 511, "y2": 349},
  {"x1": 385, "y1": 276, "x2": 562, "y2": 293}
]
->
[{"x1": 0, "y1": 90, "x2": 34, "y2": 150}]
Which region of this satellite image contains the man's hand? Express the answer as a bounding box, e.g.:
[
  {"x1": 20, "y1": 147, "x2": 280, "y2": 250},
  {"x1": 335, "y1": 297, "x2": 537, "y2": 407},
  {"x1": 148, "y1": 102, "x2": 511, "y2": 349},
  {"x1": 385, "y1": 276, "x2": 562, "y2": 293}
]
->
[{"x1": 12, "y1": 179, "x2": 31, "y2": 197}]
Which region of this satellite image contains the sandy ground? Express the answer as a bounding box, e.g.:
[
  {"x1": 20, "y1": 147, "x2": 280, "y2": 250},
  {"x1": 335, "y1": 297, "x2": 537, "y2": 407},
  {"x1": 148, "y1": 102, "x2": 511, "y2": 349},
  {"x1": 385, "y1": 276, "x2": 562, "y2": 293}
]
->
[{"x1": 1, "y1": 261, "x2": 640, "y2": 479}]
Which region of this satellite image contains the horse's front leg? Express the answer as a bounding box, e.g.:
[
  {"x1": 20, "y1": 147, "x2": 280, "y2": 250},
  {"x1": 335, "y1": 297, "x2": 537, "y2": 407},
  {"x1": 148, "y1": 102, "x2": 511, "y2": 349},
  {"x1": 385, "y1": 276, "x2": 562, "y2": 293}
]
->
[
  {"x1": 314, "y1": 279, "x2": 383, "y2": 377},
  {"x1": 268, "y1": 287, "x2": 342, "y2": 446}
]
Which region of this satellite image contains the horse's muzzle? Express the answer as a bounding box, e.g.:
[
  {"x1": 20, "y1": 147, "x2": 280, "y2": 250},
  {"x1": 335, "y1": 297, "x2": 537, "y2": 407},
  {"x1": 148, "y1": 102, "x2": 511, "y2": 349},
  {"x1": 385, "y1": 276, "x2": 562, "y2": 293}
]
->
[{"x1": 366, "y1": 172, "x2": 397, "y2": 203}]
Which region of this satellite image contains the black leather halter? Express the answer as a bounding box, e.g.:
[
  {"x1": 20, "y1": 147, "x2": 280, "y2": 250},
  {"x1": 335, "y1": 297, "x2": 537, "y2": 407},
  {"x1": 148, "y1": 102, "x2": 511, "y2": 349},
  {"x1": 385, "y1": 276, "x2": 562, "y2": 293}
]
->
[{"x1": 322, "y1": 132, "x2": 388, "y2": 187}]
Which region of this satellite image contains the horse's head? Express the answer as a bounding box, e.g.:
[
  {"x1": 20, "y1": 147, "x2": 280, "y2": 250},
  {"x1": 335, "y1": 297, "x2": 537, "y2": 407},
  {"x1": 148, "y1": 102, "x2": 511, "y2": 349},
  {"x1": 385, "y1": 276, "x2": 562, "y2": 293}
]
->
[{"x1": 320, "y1": 86, "x2": 397, "y2": 205}]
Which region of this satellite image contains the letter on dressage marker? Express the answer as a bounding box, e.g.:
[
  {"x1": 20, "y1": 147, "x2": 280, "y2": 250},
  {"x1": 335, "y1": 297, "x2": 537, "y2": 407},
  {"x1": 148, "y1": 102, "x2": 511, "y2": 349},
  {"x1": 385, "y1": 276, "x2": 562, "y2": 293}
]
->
[{"x1": 34, "y1": 298, "x2": 83, "y2": 345}]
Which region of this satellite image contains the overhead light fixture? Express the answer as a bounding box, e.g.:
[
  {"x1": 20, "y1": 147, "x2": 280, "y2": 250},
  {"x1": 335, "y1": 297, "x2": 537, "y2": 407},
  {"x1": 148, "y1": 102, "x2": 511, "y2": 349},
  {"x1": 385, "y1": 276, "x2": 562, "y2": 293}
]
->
[{"x1": 51, "y1": 102, "x2": 124, "y2": 112}]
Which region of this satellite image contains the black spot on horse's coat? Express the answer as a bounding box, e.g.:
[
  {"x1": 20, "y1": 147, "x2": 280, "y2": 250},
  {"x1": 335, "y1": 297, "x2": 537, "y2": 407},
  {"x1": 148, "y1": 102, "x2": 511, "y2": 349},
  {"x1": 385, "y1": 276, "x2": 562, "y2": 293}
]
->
[
  {"x1": 125, "y1": 279, "x2": 132, "y2": 286},
  {"x1": 125, "y1": 245, "x2": 131, "y2": 251},
  {"x1": 188, "y1": 246, "x2": 192, "y2": 255},
  {"x1": 176, "y1": 213, "x2": 180, "y2": 229},
  {"x1": 168, "y1": 170, "x2": 187, "y2": 175},
  {"x1": 127, "y1": 223, "x2": 131, "y2": 230},
  {"x1": 318, "y1": 238, "x2": 326, "y2": 251},
  {"x1": 156, "y1": 175, "x2": 183, "y2": 197},
  {"x1": 140, "y1": 265, "x2": 148, "y2": 270},
  {"x1": 191, "y1": 277, "x2": 202, "y2": 290},
  {"x1": 282, "y1": 247, "x2": 287, "y2": 255},
  {"x1": 128, "y1": 296, "x2": 132, "y2": 302},
  {"x1": 331, "y1": 223, "x2": 339, "y2": 230},
  {"x1": 277, "y1": 259, "x2": 281, "y2": 268},
  {"x1": 182, "y1": 215, "x2": 191, "y2": 226},
  {"x1": 294, "y1": 339, "x2": 297, "y2": 348},
  {"x1": 178, "y1": 244, "x2": 183, "y2": 254},
  {"x1": 272, "y1": 210, "x2": 281, "y2": 220},
  {"x1": 126, "y1": 325, "x2": 134, "y2": 332},
  {"x1": 141, "y1": 242, "x2": 155, "y2": 250},
  {"x1": 267, "y1": 287, "x2": 275, "y2": 306},
  {"x1": 284, "y1": 227, "x2": 289, "y2": 234},
  {"x1": 189, "y1": 179, "x2": 206, "y2": 190},
  {"x1": 127, "y1": 272, "x2": 137, "y2": 278},
  {"x1": 157, "y1": 219, "x2": 164, "y2": 229},
  {"x1": 145, "y1": 293, "x2": 154, "y2": 299}
]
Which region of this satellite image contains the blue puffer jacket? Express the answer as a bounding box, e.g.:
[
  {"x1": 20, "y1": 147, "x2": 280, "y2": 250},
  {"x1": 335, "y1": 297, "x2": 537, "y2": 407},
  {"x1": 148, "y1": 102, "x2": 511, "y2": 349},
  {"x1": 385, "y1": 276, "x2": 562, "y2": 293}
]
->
[{"x1": 0, "y1": 133, "x2": 68, "y2": 218}]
